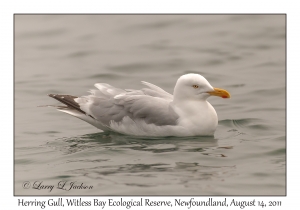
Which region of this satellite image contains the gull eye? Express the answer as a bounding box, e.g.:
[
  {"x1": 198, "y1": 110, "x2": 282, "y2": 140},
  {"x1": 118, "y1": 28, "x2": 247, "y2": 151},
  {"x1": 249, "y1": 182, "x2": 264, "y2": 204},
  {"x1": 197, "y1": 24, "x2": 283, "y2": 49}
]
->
[{"x1": 192, "y1": 85, "x2": 199, "y2": 89}]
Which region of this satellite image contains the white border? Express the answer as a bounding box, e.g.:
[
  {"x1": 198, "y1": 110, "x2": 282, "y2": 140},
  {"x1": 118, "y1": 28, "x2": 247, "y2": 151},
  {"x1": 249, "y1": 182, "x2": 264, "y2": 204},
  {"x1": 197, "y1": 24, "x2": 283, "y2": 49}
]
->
[{"x1": 2, "y1": 0, "x2": 296, "y2": 209}]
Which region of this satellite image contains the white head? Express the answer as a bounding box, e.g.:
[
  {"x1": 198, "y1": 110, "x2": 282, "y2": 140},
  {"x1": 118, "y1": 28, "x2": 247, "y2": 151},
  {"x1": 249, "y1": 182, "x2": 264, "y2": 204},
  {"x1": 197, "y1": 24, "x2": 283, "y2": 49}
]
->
[{"x1": 173, "y1": 73, "x2": 230, "y2": 102}]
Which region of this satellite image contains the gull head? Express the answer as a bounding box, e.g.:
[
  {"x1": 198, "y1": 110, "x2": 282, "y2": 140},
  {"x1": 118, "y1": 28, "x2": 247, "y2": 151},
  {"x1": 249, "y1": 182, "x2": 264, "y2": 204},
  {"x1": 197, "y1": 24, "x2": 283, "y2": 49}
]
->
[{"x1": 173, "y1": 73, "x2": 231, "y2": 101}]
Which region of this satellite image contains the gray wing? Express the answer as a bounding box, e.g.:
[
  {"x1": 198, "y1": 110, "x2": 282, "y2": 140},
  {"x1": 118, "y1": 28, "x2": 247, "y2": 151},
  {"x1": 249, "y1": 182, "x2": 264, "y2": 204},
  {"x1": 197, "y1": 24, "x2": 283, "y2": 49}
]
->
[
  {"x1": 75, "y1": 82, "x2": 178, "y2": 126},
  {"x1": 139, "y1": 81, "x2": 173, "y2": 100}
]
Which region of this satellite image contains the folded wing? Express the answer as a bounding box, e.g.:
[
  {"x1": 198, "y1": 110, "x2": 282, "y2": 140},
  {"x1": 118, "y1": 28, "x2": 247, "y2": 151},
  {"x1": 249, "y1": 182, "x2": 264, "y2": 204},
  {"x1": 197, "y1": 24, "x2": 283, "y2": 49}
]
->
[{"x1": 49, "y1": 81, "x2": 178, "y2": 131}]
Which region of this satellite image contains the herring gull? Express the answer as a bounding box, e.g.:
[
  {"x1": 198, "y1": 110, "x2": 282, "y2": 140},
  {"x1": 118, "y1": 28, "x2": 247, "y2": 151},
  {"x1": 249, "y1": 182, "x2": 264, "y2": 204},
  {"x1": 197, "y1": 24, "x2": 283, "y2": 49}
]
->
[{"x1": 48, "y1": 73, "x2": 230, "y2": 136}]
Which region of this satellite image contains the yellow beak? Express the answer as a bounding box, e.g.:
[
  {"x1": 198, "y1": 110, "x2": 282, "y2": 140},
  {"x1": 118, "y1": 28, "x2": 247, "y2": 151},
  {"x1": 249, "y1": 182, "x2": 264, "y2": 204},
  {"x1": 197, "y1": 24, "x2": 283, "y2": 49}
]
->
[{"x1": 208, "y1": 88, "x2": 231, "y2": 98}]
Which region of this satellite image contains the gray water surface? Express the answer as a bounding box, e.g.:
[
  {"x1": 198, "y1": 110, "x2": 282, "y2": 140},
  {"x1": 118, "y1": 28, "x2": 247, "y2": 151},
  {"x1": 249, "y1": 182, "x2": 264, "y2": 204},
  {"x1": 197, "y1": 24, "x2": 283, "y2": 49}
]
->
[{"x1": 15, "y1": 15, "x2": 285, "y2": 195}]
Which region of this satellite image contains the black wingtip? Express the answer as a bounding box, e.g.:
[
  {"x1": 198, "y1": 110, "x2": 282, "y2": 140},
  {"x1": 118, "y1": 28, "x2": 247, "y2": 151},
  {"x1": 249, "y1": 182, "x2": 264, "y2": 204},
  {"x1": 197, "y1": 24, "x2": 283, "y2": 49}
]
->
[
  {"x1": 47, "y1": 93, "x2": 86, "y2": 115},
  {"x1": 48, "y1": 94, "x2": 64, "y2": 101}
]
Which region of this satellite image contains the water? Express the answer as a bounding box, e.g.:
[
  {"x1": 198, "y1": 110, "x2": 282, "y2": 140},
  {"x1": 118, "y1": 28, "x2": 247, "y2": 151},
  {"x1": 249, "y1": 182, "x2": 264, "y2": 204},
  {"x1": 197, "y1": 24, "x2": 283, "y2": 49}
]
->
[{"x1": 15, "y1": 15, "x2": 285, "y2": 195}]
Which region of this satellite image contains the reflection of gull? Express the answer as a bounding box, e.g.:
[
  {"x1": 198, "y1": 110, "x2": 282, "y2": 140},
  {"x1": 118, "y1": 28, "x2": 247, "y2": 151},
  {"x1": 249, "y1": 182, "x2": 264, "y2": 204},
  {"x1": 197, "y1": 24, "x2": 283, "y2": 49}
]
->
[{"x1": 48, "y1": 73, "x2": 230, "y2": 136}]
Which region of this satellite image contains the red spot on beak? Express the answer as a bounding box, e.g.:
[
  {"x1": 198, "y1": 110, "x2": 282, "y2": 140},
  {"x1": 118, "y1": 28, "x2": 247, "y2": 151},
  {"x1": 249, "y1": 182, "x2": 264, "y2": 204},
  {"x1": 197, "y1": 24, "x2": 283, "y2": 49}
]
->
[{"x1": 222, "y1": 96, "x2": 228, "y2": 98}]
